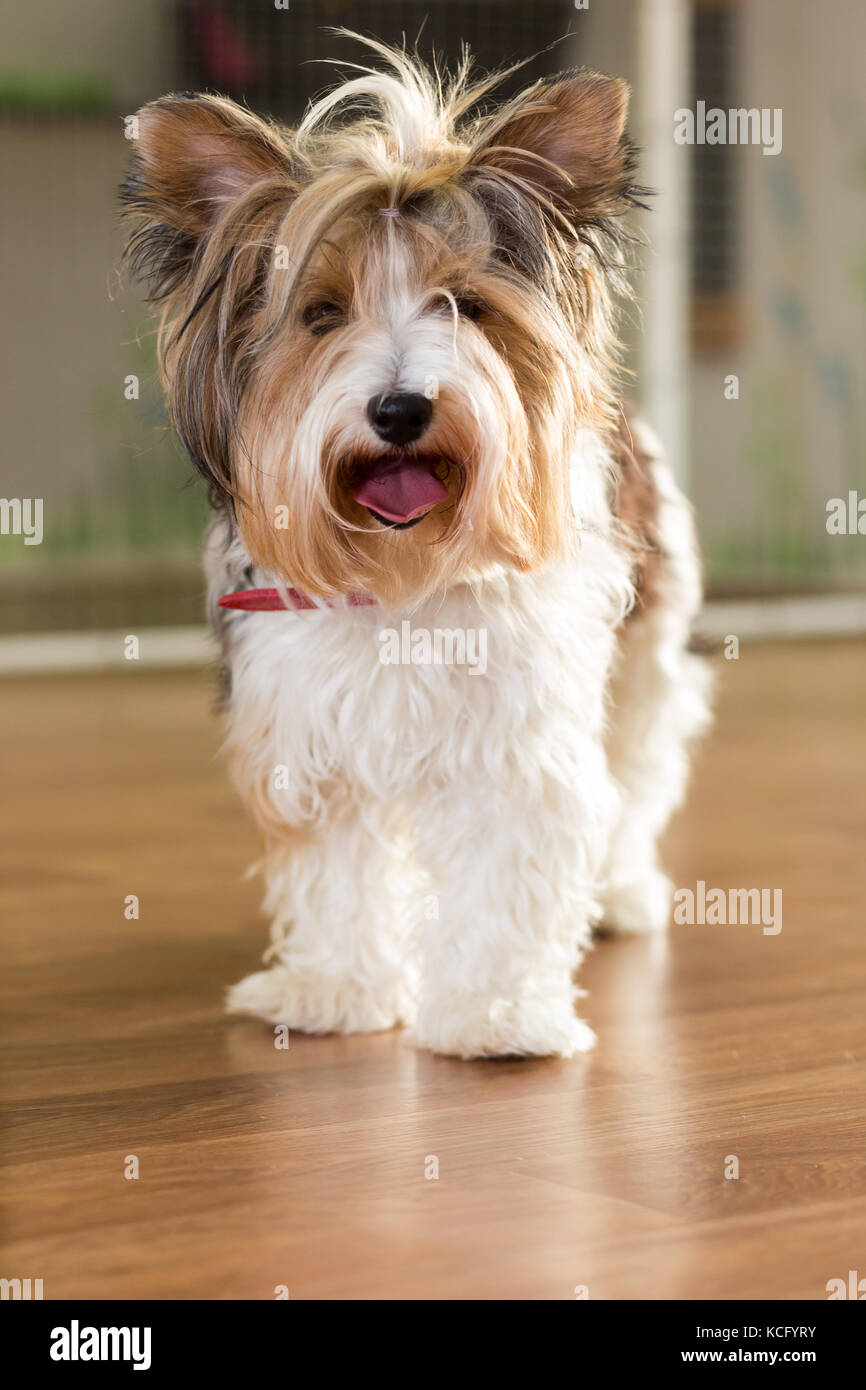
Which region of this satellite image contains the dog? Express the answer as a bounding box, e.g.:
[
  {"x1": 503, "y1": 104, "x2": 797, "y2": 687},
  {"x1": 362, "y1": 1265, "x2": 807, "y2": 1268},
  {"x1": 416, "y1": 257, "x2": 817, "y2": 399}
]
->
[{"x1": 120, "y1": 37, "x2": 710, "y2": 1059}]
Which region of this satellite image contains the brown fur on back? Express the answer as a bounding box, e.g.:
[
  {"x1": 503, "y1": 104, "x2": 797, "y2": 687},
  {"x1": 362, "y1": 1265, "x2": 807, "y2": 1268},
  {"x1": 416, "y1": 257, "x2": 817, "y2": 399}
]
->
[{"x1": 610, "y1": 410, "x2": 662, "y2": 618}]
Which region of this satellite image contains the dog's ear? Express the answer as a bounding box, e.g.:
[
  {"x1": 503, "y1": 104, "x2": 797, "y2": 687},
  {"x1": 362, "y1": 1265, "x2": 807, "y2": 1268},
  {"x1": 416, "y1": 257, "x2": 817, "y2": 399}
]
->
[
  {"x1": 120, "y1": 93, "x2": 293, "y2": 301},
  {"x1": 469, "y1": 70, "x2": 638, "y2": 228}
]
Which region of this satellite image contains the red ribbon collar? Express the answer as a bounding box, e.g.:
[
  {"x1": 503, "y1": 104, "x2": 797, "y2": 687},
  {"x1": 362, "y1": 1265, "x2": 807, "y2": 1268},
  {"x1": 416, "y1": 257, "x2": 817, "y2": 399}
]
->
[{"x1": 218, "y1": 588, "x2": 376, "y2": 612}]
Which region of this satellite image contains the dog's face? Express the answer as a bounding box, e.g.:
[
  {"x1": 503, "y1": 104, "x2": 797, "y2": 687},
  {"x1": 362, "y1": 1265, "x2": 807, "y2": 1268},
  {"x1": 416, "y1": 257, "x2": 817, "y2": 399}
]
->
[{"x1": 122, "y1": 45, "x2": 639, "y2": 603}]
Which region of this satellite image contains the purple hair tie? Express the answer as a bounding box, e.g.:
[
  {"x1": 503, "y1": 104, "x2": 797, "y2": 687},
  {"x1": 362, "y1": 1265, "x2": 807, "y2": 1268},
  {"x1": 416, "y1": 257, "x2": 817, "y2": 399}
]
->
[{"x1": 379, "y1": 206, "x2": 400, "y2": 218}]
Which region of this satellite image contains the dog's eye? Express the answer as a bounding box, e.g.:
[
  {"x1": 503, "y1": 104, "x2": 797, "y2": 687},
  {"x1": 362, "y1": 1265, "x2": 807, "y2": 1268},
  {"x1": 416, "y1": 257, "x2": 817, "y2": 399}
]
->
[
  {"x1": 454, "y1": 296, "x2": 482, "y2": 322},
  {"x1": 302, "y1": 301, "x2": 344, "y2": 336}
]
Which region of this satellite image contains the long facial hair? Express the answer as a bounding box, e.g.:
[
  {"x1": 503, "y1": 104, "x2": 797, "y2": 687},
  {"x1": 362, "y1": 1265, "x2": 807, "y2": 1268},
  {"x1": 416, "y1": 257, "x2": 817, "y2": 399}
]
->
[{"x1": 120, "y1": 36, "x2": 645, "y2": 604}]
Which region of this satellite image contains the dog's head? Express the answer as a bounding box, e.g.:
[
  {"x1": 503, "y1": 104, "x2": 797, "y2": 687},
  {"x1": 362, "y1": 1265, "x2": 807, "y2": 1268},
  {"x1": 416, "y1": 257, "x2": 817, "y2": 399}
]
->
[{"x1": 121, "y1": 38, "x2": 641, "y2": 603}]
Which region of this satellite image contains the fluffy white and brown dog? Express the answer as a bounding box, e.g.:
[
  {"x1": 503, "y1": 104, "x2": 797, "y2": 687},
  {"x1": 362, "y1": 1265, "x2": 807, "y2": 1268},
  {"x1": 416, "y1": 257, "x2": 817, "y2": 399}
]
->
[{"x1": 121, "y1": 38, "x2": 710, "y2": 1059}]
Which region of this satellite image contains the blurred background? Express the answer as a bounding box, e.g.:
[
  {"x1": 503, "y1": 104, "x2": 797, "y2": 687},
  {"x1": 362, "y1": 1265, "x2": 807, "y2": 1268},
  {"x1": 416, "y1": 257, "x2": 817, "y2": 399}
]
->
[{"x1": 1, "y1": 0, "x2": 864, "y2": 641}]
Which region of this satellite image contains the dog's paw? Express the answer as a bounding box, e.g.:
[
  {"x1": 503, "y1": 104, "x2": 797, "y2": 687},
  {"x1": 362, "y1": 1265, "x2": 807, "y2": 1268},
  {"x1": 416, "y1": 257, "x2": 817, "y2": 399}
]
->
[
  {"x1": 599, "y1": 868, "x2": 672, "y2": 935},
  {"x1": 227, "y1": 964, "x2": 415, "y2": 1035},
  {"x1": 414, "y1": 991, "x2": 596, "y2": 1060}
]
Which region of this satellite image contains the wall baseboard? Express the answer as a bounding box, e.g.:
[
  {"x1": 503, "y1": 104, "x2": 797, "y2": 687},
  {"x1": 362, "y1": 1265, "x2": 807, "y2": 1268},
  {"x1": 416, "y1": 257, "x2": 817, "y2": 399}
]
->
[{"x1": 1, "y1": 594, "x2": 864, "y2": 676}]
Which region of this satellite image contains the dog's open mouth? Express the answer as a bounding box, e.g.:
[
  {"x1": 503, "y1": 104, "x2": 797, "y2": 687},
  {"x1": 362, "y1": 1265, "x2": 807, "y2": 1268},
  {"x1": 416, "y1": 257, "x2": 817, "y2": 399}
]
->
[{"x1": 350, "y1": 453, "x2": 450, "y2": 529}]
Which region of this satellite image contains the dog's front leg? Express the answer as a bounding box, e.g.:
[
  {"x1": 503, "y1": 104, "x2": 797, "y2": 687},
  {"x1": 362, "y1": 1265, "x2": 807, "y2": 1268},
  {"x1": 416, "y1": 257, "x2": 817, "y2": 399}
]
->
[
  {"x1": 414, "y1": 738, "x2": 617, "y2": 1059},
  {"x1": 227, "y1": 803, "x2": 418, "y2": 1036}
]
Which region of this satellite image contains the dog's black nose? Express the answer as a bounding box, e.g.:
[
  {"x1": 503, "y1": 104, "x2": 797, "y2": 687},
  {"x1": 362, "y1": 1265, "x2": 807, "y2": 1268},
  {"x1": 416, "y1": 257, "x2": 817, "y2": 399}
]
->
[{"x1": 367, "y1": 392, "x2": 433, "y2": 446}]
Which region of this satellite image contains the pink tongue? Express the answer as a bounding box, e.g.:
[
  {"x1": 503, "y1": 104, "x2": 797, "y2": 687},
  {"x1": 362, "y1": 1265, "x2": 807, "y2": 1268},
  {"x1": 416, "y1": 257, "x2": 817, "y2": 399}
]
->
[{"x1": 353, "y1": 458, "x2": 449, "y2": 522}]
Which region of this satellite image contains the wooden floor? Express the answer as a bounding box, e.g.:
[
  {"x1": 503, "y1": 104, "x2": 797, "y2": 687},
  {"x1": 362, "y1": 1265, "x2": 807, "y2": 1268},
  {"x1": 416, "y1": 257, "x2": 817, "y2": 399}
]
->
[{"x1": 1, "y1": 641, "x2": 864, "y2": 1300}]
